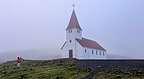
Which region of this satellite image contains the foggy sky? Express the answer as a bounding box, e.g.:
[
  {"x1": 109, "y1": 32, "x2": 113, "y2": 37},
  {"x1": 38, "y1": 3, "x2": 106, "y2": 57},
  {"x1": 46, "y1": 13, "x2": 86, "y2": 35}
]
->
[{"x1": 0, "y1": 0, "x2": 144, "y2": 59}]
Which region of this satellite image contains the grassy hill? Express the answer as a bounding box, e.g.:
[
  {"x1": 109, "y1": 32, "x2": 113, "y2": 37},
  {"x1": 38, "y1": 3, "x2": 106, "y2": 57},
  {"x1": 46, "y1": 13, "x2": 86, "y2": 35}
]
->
[
  {"x1": 0, "y1": 59, "x2": 144, "y2": 79},
  {"x1": 0, "y1": 59, "x2": 88, "y2": 79}
]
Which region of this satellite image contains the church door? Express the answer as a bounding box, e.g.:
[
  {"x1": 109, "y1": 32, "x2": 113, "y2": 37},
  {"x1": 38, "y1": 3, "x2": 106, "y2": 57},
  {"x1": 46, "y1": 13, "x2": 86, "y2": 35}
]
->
[{"x1": 69, "y1": 50, "x2": 73, "y2": 58}]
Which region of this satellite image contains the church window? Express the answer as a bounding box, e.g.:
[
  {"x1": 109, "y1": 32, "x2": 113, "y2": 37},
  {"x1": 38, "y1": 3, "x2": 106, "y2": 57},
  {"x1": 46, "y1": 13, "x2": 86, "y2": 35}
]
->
[
  {"x1": 103, "y1": 52, "x2": 105, "y2": 56},
  {"x1": 99, "y1": 51, "x2": 101, "y2": 55},
  {"x1": 85, "y1": 49, "x2": 87, "y2": 53},
  {"x1": 69, "y1": 40, "x2": 72, "y2": 43},
  {"x1": 69, "y1": 30, "x2": 72, "y2": 33},
  {"x1": 92, "y1": 50, "x2": 94, "y2": 54},
  {"x1": 77, "y1": 30, "x2": 80, "y2": 33},
  {"x1": 96, "y1": 50, "x2": 97, "y2": 55}
]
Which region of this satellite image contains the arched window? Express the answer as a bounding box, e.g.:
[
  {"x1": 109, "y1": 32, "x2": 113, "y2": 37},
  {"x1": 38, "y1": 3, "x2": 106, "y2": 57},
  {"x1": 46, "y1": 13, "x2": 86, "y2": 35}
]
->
[
  {"x1": 85, "y1": 49, "x2": 87, "y2": 53},
  {"x1": 96, "y1": 50, "x2": 97, "y2": 55},
  {"x1": 69, "y1": 40, "x2": 72, "y2": 43},
  {"x1": 99, "y1": 51, "x2": 101, "y2": 55},
  {"x1": 92, "y1": 50, "x2": 94, "y2": 54},
  {"x1": 69, "y1": 30, "x2": 72, "y2": 33},
  {"x1": 103, "y1": 52, "x2": 105, "y2": 56}
]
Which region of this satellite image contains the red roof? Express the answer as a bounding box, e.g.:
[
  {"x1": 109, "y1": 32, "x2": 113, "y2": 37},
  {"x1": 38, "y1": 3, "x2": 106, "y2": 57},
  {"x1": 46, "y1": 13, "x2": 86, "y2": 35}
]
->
[
  {"x1": 66, "y1": 10, "x2": 82, "y2": 30},
  {"x1": 76, "y1": 38, "x2": 106, "y2": 51}
]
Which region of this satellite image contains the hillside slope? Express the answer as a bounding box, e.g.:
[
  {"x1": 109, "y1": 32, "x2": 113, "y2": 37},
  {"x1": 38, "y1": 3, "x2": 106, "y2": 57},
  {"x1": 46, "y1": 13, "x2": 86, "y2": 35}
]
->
[
  {"x1": 0, "y1": 59, "x2": 144, "y2": 79},
  {"x1": 0, "y1": 59, "x2": 88, "y2": 79}
]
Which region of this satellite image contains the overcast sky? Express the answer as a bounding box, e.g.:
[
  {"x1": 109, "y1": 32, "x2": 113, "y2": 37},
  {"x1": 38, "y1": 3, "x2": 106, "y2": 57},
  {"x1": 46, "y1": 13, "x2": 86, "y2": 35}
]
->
[{"x1": 0, "y1": 0, "x2": 144, "y2": 59}]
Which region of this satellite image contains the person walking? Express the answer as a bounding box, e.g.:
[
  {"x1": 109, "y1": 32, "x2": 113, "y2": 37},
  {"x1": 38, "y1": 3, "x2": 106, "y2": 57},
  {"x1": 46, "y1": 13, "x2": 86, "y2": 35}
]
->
[{"x1": 16, "y1": 56, "x2": 23, "y2": 68}]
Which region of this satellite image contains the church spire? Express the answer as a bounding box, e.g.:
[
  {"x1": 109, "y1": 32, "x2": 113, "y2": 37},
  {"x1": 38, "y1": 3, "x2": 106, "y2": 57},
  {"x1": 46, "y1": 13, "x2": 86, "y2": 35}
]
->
[{"x1": 66, "y1": 9, "x2": 82, "y2": 31}]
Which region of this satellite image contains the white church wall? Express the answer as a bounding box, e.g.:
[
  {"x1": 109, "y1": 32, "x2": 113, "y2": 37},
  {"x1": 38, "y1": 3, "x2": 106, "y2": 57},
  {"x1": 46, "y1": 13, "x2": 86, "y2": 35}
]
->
[
  {"x1": 75, "y1": 42, "x2": 84, "y2": 59},
  {"x1": 75, "y1": 43, "x2": 107, "y2": 59},
  {"x1": 61, "y1": 40, "x2": 78, "y2": 58},
  {"x1": 61, "y1": 42, "x2": 69, "y2": 58},
  {"x1": 61, "y1": 40, "x2": 107, "y2": 59}
]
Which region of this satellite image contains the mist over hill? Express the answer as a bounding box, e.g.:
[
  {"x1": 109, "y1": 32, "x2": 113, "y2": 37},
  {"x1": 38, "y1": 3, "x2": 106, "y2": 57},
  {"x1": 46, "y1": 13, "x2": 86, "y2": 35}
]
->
[{"x1": 0, "y1": 49, "x2": 61, "y2": 63}]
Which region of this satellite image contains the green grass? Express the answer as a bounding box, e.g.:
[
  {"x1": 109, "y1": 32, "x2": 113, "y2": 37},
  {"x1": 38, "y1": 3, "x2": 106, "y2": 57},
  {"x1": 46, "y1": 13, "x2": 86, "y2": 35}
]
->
[
  {"x1": 0, "y1": 59, "x2": 88, "y2": 79},
  {"x1": 0, "y1": 59, "x2": 144, "y2": 79}
]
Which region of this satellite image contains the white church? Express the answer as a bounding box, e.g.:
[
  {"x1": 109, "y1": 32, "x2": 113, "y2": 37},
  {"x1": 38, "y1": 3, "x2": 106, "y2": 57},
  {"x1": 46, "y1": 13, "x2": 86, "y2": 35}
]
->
[{"x1": 61, "y1": 10, "x2": 107, "y2": 60}]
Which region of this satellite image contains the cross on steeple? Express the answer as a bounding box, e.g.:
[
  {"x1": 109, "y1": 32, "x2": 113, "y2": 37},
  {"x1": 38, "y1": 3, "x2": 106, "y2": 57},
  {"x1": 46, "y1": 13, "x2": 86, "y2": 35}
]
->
[
  {"x1": 72, "y1": 4, "x2": 75, "y2": 9},
  {"x1": 72, "y1": 0, "x2": 77, "y2": 9}
]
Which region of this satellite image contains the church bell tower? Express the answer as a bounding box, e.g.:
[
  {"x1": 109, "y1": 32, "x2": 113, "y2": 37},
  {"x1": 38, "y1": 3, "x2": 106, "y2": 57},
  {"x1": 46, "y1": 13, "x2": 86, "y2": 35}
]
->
[{"x1": 66, "y1": 10, "x2": 82, "y2": 42}]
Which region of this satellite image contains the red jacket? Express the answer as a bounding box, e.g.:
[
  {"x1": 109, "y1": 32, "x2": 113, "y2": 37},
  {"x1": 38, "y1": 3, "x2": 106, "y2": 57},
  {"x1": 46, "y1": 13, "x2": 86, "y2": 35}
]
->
[{"x1": 17, "y1": 57, "x2": 21, "y2": 63}]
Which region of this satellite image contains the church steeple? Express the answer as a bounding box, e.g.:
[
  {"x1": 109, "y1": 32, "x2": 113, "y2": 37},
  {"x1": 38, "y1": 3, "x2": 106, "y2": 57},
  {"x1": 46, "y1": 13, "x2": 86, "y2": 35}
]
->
[
  {"x1": 66, "y1": 9, "x2": 82, "y2": 41},
  {"x1": 66, "y1": 10, "x2": 82, "y2": 31}
]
